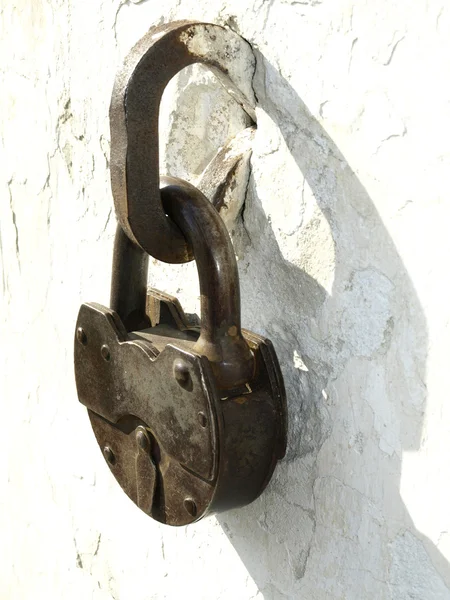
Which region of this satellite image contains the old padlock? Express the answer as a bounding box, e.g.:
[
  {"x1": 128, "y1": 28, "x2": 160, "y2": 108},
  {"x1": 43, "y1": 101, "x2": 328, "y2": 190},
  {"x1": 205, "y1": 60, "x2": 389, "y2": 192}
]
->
[
  {"x1": 75, "y1": 177, "x2": 287, "y2": 525},
  {"x1": 75, "y1": 20, "x2": 287, "y2": 525}
]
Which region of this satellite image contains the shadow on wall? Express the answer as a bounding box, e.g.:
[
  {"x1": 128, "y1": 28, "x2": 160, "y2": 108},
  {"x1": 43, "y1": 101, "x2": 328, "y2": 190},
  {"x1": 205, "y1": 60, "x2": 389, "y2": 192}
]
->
[{"x1": 214, "y1": 53, "x2": 450, "y2": 599}]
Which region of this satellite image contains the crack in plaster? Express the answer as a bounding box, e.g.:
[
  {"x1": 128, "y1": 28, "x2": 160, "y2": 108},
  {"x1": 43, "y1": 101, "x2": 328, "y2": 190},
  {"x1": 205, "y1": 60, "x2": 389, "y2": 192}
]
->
[
  {"x1": 7, "y1": 181, "x2": 20, "y2": 272},
  {"x1": 383, "y1": 33, "x2": 406, "y2": 66}
]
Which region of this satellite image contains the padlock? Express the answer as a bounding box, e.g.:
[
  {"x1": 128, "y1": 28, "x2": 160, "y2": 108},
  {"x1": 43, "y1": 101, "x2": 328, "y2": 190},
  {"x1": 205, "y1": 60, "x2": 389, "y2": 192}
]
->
[{"x1": 75, "y1": 177, "x2": 287, "y2": 525}]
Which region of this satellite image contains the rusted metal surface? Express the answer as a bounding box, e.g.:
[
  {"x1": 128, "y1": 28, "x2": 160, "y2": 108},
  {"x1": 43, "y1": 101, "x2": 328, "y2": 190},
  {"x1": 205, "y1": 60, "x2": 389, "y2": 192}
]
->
[
  {"x1": 74, "y1": 180, "x2": 287, "y2": 525},
  {"x1": 74, "y1": 21, "x2": 287, "y2": 526},
  {"x1": 160, "y1": 176, "x2": 254, "y2": 389},
  {"x1": 110, "y1": 20, "x2": 256, "y2": 263},
  {"x1": 110, "y1": 175, "x2": 254, "y2": 388},
  {"x1": 110, "y1": 224, "x2": 149, "y2": 332},
  {"x1": 75, "y1": 293, "x2": 286, "y2": 525}
]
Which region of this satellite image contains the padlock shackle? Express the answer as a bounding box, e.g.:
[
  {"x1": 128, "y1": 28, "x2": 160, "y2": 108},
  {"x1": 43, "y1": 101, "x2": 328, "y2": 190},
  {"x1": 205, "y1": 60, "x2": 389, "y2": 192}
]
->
[
  {"x1": 110, "y1": 20, "x2": 256, "y2": 265},
  {"x1": 110, "y1": 225, "x2": 149, "y2": 332},
  {"x1": 161, "y1": 177, "x2": 255, "y2": 389},
  {"x1": 110, "y1": 177, "x2": 254, "y2": 390}
]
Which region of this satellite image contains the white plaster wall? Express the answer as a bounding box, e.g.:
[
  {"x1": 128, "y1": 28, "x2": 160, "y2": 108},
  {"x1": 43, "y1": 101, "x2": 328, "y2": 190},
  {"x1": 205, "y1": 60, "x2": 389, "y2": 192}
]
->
[{"x1": 1, "y1": 1, "x2": 450, "y2": 598}]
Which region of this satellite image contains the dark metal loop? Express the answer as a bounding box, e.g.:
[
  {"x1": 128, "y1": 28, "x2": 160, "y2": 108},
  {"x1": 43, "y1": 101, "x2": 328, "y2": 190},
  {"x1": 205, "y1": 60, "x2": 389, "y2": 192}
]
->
[
  {"x1": 110, "y1": 20, "x2": 256, "y2": 264},
  {"x1": 110, "y1": 176, "x2": 254, "y2": 389}
]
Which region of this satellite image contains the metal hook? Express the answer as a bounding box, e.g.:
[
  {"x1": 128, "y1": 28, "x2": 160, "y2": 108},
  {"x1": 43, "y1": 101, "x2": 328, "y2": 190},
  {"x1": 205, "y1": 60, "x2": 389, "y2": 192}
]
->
[{"x1": 110, "y1": 20, "x2": 256, "y2": 264}]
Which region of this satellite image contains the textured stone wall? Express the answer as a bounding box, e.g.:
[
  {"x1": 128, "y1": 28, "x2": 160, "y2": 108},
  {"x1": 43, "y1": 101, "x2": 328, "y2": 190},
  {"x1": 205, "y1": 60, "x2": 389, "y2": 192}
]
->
[{"x1": 1, "y1": 1, "x2": 450, "y2": 598}]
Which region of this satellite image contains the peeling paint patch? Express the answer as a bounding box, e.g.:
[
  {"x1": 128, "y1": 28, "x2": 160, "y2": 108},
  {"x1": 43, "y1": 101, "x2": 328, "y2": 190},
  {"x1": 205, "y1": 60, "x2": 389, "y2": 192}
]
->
[
  {"x1": 293, "y1": 350, "x2": 309, "y2": 371},
  {"x1": 389, "y1": 532, "x2": 450, "y2": 599},
  {"x1": 341, "y1": 268, "x2": 394, "y2": 358}
]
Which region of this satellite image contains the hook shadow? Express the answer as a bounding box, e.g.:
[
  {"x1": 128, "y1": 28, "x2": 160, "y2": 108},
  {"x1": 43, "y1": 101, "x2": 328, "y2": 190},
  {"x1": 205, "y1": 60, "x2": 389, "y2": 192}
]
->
[{"x1": 214, "y1": 53, "x2": 449, "y2": 599}]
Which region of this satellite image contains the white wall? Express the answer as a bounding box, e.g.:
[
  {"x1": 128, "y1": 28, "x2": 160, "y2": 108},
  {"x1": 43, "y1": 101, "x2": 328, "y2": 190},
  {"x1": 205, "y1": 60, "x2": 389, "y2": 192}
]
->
[{"x1": 1, "y1": 1, "x2": 450, "y2": 598}]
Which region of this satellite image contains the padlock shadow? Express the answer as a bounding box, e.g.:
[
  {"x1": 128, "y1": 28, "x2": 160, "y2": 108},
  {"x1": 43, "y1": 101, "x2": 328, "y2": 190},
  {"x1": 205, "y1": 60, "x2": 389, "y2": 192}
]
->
[{"x1": 214, "y1": 55, "x2": 450, "y2": 599}]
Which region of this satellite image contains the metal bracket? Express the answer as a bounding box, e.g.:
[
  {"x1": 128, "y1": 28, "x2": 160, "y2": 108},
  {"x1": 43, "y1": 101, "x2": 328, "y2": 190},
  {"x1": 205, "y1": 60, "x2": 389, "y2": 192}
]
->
[{"x1": 110, "y1": 20, "x2": 256, "y2": 264}]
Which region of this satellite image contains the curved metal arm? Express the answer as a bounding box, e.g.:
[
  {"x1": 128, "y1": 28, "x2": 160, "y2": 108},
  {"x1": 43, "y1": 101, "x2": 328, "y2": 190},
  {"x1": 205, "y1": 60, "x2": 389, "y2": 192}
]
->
[
  {"x1": 110, "y1": 224, "x2": 149, "y2": 332},
  {"x1": 160, "y1": 176, "x2": 254, "y2": 388},
  {"x1": 109, "y1": 175, "x2": 255, "y2": 389},
  {"x1": 110, "y1": 21, "x2": 256, "y2": 265}
]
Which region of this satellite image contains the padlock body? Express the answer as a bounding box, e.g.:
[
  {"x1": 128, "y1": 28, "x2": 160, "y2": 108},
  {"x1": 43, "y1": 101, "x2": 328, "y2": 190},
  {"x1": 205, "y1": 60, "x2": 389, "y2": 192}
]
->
[{"x1": 74, "y1": 290, "x2": 286, "y2": 525}]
